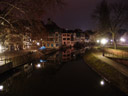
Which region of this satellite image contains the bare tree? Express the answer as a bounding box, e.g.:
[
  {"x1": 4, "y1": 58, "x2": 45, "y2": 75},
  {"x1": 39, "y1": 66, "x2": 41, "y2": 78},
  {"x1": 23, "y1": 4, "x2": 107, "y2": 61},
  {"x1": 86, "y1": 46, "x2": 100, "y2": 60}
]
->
[
  {"x1": 93, "y1": 0, "x2": 128, "y2": 49},
  {"x1": 0, "y1": 0, "x2": 65, "y2": 45}
]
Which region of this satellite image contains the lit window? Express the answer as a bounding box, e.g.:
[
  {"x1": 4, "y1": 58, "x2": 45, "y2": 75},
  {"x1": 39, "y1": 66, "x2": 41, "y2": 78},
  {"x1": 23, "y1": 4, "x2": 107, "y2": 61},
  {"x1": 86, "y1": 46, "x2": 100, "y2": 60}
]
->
[
  {"x1": 51, "y1": 44, "x2": 53, "y2": 47},
  {"x1": 56, "y1": 44, "x2": 59, "y2": 47}
]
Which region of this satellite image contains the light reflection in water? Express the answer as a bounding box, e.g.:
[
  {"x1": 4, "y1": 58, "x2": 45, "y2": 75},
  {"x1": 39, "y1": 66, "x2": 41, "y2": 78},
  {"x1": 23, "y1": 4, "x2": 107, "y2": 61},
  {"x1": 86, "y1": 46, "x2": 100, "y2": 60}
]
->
[
  {"x1": 100, "y1": 80, "x2": 105, "y2": 86},
  {"x1": 0, "y1": 85, "x2": 4, "y2": 91},
  {"x1": 0, "y1": 48, "x2": 126, "y2": 96},
  {"x1": 0, "y1": 48, "x2": 87, "y2": 94},
  {"x1": 40, "y1": 59, "x2": 47, "y2": 63}
]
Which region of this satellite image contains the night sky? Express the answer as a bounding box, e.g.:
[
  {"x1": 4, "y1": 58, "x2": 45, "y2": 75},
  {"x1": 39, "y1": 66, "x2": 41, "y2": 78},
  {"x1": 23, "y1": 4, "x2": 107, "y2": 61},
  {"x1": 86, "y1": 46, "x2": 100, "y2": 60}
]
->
[{"x1": 44, "y1": 0, "x2": 118, "y2": 31}]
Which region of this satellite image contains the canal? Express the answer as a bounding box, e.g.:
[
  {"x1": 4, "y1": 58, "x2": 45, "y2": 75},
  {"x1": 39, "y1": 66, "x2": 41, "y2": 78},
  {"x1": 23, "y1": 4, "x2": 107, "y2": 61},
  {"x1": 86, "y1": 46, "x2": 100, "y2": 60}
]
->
[{"x1": 0, "y1": 48, "x2": 127, "y2": 96}]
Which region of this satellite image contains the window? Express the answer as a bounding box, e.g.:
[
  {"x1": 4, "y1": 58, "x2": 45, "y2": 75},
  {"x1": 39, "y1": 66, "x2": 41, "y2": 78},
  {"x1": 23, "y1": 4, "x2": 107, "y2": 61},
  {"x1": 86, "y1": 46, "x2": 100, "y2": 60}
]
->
[
  {"x1": 56, "y1": 34, "x2": 58, "y2": 36},
  {"x1": 63, "y1": 34, "x2": 66, "y2": 36},
  {"x1": 56, "y1": 44, "x2": 59, "y2": 47},
  {"x1": 47, "y1": 44, "x2": 49, "y2": 47},
  {"x1": 67, "y1": 34, "x2": 70, "y2": 36},
  {"x1": 67, "y1": 38, "x2": 70, "y2": 40},
  {"x1": 51, "y1": 44, "x2": 53, "y2": 47},
  {"x1": 67, "y1": 42, "x2": 70, "y2": 44},
  {"x1": 63, "y1": 38, "x2": 66, "y2": 40},
  {"x1": 49, "y1": 38, "x2": 53, "y2": 41}
]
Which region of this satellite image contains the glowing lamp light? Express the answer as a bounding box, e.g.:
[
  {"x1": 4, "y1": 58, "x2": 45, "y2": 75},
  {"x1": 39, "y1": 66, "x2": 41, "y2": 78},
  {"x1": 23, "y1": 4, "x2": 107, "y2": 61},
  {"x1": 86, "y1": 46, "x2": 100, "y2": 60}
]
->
[
  {"x1": 97, "y1": 40, "x2": 100, "y2": 43},
  {"x1": 101, "y1": 38, "x2": 108, "y2": 45},
  {"x1": 120, "y1": 38, "x2": 126, "y2": 42},
  {"x1": 0, "y1": 45, "x2": 3, "y2": 53},
  {"x1": 100, "y1": 80, "x2": 105, "y2": 86},
  {"x1": 0, "y1": 85, "x2": 4, "y2": 91},
  {"x1": 36, "y1": 64, "x2": 41, "y2": 68},
  {"x1": 37, "y1": 42, "x2": 40, "y2": 46}
]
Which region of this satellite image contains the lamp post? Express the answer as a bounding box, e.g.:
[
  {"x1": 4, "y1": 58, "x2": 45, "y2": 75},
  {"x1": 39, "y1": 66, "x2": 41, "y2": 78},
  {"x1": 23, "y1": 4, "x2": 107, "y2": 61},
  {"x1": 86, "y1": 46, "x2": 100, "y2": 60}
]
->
[
  {"x1": 120, "y1": 38, "x2": 126, "y2": 45},
  {"x1": 101, "y1": 38, "x2": 108, "y2": 56}
]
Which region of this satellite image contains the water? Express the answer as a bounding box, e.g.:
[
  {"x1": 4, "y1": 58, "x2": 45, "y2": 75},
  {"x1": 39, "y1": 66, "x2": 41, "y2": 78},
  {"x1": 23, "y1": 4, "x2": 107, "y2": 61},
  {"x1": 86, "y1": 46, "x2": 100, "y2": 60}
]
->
[{"x1": 0, "y1": 48, "x2": 127, "y2": 96}]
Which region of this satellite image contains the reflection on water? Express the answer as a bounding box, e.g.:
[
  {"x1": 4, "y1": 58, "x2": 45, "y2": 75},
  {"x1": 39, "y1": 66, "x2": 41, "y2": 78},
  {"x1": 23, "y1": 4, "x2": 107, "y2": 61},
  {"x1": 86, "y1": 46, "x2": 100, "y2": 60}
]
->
[
  {"x1": 0, "y1": 48, "x2": 126, "y2": 96},
  {"x1": 100, "y1": 80, "x2": 105, "y2": 86},
  {"x1": 0, "y1": 48, "x2": 81, "y2": 95},
  {"x1": 0, "y1": 85, "x2": 4, "y2": 91},
  {"x1": 0, "y1": 63, "x2": 33, "y2": 93}
]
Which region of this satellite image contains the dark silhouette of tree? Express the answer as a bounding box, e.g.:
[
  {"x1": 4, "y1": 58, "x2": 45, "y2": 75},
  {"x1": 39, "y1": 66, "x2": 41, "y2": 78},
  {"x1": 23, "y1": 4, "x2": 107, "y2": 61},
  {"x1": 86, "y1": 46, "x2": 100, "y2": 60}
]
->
[
  {"x1": 93, "y1": 0, "x2": 110, "y2": 33},
  {"x1": 93, "y1": 0, "x2": 128, "y2": 49},
  {"x1": 0, "y1": 0, "x2": 65, "y2": 45}
]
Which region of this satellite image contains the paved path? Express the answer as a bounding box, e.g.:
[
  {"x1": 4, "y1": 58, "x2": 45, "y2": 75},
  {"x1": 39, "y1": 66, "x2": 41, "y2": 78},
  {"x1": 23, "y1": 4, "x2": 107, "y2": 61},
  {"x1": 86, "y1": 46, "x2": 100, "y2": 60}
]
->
[
  {"x1": 93, "y1": 52, "x2": 128, "y2": 77},
  {"x1": 0, "y1": 61, "x2": 4, "y2": 66}
]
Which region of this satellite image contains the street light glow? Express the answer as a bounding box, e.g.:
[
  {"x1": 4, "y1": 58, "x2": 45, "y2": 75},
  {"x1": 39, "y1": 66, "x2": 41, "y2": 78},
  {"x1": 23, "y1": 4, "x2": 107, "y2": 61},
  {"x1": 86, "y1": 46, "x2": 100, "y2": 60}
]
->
[
  {"x1": 120, "y1": 38, "x2": 126, "y2": 42},
  {"x1": 101, "y1": 38, "x2": 108, "y2": 45},
  {"x1": 37, "y1": 42, "x2": 40, "y2": 46},
  {"x1": 97, "y1": 40, "x2": 100, "y2": 43},
  {"x1": 0, "y1": 45, "x2": 3, "y2": 53}
]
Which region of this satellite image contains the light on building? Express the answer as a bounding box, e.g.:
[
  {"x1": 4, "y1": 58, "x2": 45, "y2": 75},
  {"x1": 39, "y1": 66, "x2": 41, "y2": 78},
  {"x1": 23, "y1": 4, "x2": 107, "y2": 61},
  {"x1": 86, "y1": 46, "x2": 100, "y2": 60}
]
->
[
  {"x1": 110, "y1": 40, "x2": 113, "y2": 42},
  {"x1": 120, "y1": 38, "x2": 126, "y2": 42},
  {"x1": 27, "y1": 46, "x2": 30, "y2": 48},
  {"x1": 0, "y1": 45, "x2": 3, "y2": 53},
  {"x1": 101, "y1": 38, "x2": 108, "y2": 45},
  {"x1": 37, "y1": 42, "x2": 40, "y2": 46},
  {"x1": 97, "y1": 40, "x2": 100, "y2": 43}
]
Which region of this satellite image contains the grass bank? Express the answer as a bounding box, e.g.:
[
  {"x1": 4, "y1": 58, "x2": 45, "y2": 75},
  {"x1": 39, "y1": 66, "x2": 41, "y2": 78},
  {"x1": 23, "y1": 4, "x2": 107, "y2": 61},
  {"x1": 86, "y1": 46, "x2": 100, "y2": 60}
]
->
[{"x1": 84, "y1": 50, "x2": 128, "y2": 95}]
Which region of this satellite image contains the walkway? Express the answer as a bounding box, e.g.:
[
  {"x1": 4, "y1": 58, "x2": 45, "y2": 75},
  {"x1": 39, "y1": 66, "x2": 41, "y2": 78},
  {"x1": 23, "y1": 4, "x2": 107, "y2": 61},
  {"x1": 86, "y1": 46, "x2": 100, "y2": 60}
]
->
[
  {"x1": 0, "y1": 61, "x2": 4, "y2": 66},
  {"x1": 93, "y1": 52, "x2": 128, "y2": 77}
]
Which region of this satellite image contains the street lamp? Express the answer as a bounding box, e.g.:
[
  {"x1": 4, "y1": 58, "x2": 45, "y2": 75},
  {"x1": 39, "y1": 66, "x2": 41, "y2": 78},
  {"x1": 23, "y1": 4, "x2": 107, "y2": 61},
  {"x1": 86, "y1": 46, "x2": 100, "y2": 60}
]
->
[
  {"x1": 0, "y1": 45, "x2": 2, "y2": 53},
  {"x1": 37, "y1": 42, "x2": 40, "y2": 46},
  {"x1": 101, "y1": 38, "x2": 108, "y2": 56},
  {"x1": 120, "y1": 37, "x2": 126, "y2": 43},
  {"x1": 101, "y1": 38, "x2": 108, "y2": 45},
  {"x1": 97, "y1": 40, "x2": 100, "y2": 43}
]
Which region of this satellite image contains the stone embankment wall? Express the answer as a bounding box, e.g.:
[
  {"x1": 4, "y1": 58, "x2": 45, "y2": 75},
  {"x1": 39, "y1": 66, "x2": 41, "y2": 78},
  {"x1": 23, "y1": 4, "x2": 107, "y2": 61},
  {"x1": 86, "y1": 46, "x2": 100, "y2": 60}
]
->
[{"x1": 0, "y1": 51, "x2": 42, "y2": 74}]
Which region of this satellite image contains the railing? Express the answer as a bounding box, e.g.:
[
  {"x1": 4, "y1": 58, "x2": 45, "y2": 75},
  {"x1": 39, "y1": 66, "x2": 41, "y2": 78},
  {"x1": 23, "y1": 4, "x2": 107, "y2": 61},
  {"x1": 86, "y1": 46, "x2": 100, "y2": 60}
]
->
[
  {"x1": 0, "y1": 52, "x2": 38, "y2": 67},
  {"x1": 103, "y1": 48, "x2": 128, "y2": 59}
]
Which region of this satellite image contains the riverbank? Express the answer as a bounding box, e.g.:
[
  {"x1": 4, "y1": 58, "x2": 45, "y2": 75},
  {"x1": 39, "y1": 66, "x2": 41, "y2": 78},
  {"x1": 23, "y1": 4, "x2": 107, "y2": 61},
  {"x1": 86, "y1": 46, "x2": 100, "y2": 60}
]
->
[
  {"x1": 83, "y1": 49, "x2": 128, "y2": 95},
  {"x1": 0, "y1": 51, "x2": 43, "y2": 75}
]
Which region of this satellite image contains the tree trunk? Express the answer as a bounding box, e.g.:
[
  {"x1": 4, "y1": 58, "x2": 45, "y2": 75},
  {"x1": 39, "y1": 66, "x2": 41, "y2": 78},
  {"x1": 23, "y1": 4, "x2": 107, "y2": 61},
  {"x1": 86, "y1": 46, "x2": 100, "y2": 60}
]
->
[{"x1": 112, "y1": 33, "x2": 117, "y2": 49}]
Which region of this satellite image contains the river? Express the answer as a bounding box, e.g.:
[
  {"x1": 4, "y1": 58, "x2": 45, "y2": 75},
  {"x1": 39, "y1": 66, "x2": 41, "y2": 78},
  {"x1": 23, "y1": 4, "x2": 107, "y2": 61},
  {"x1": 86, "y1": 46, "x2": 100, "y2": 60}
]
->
[{"x1": 0, "y1": 48, "x2": 127, "y2": 96}]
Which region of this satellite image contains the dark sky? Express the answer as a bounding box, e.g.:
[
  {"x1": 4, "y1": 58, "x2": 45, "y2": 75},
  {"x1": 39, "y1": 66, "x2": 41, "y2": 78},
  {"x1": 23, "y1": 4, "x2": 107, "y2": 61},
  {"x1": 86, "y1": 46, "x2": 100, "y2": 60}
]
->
[{"x1": 44, "y1": 0, "x2": 117, "y2": 31}]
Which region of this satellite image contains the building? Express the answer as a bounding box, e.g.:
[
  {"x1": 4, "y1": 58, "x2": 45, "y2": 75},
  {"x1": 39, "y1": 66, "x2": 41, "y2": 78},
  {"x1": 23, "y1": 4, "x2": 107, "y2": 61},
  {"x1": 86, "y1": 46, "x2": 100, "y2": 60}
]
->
[
  {"x1": 62, "y1": 30, "x2": 76, "y2": 47},
  {"x1": 23, "y1": 32, "x2": 32, "y2": 50},
  {"x1": 44, "y1": 19, "x2": 62, "y2": 49}
]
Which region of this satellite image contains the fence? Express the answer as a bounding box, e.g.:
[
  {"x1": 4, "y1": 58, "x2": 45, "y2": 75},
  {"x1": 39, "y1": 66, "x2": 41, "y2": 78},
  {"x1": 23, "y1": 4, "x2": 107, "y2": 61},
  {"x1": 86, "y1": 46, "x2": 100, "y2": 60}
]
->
[
  {"x1": 0, "y1": 51, "x2": 42, "y2": 67},
  {"x1": 103, "y1": 48, "x2": 128, "y2": 59}
]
